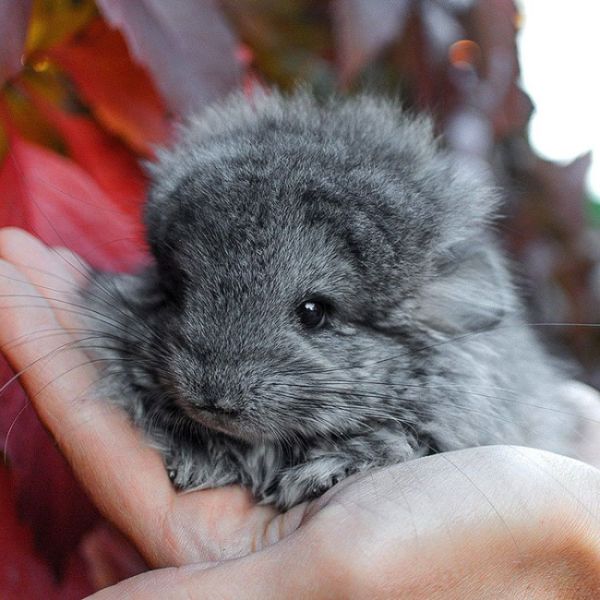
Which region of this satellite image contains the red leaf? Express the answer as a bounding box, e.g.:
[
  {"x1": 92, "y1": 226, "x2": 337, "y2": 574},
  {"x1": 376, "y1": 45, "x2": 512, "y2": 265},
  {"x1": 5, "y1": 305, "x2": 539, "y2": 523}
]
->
[
  {"x1": 96, "y1": 0, "x2": 242, "y2": 114},
  {"x1": 47, "y1": 111, "x2": 148, "y2": 214},
  {"x1": 0, "y1": 461, "x2": 93, "y2": 599},
  {"x1": 48, "y1": 19, "x2": 172, "y2": 157},
  {"x1": 22, "y1": 80, "x2": 149, "y2": 213},
  {"x1": 0, "y1": 1, "x2": 33, "y2": 86},
  {"x1": 0, "y1": 133, "x2": 148, "y2": 271},
  {"x1": 331, "y1": 0, "x2": 412, "y2": 85}
]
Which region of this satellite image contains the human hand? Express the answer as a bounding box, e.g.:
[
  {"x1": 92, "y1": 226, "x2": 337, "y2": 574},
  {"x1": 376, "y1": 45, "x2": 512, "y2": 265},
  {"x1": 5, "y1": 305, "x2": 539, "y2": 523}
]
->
[{"x1": 2, "y1": 228, "x2": 600, "y2": 599}]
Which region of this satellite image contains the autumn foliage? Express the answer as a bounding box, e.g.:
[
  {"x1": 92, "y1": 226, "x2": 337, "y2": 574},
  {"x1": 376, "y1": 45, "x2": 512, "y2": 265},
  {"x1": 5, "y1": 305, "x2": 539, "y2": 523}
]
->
[{"x1": 0, "y1": 1, "x2": 596, "y2": 596}]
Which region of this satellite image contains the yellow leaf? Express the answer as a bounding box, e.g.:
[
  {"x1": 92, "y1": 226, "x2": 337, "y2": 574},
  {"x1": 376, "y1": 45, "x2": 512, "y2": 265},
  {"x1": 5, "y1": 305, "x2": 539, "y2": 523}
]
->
[
  {"x1": 25, "y1": 0, "x2": 97, "y2": 55},
  {"x1": 22, "y1": 64, "x2": 74, "y2": 110}
]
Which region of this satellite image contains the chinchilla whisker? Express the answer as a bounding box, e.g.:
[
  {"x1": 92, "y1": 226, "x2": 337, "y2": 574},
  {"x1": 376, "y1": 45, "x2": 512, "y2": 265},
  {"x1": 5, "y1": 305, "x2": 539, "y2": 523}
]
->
[
  {"x1": 414, "y1": 393, "x2": 587, "y2": 437},
  {"x1": 2, "y1": 361, "x2": 139, "y2": 459},
  {"x1": 344, "y1": 379, "x2": 524, "y2": 396},
  {"x1": 0, "y1": 267, "x2": 153, "y2": 342},
  {"x1": 0, "y1": 293, "x2": 154, "y2": 346},
  {"x1": 0, "y1": 334, "x2": 161, "y2": 405},
  {"x1": 297, "y1": 387, "x2": 409, "y2": 405},
  {"x1": 0, "y1": 266, "x2": 115, "y2": 318},
  {"x1": 0, "y1": 336, "x2": 104, "y2": 400},
  {"x1": 2, "y1": 260, "x2": 83, "y2": 288},
  {"x1": 273, "y1": 390, "x2": 408, "y2": 430},
  {"x1": 0, "y1": 268, "x2": 81, "y2": 298},
  {"x1": 260, "y1": 409, "x2": 303, "y2": 448},
  {"x1": 56, "y1": 291, "x2": 160, "y2": 346},
  {"x1": 26, "y1": 355, "x2": 153, "y2": 406},
  {"x1": 0, "y1": 293, "x2": 132, "y2": 334},
  {"x1": 439, "y1": 391, "x2": 591, "y2": 430},
  {"x1": 272, "y1": 383, "x2": 585, "y2": 436},
  {"x1": 273, "y1": 378, "x2": 527, "y2": 402},
  {"x1": 76, "y1": 347, "x2": 174, "y2": 381},
  {"x1": 525, "y1": 322, "x2": 600, "y2": 329},
  {"x1": 269, "y1": 382, "x2": 418, "y2": 409},
  {"x1": 1, "y1": 327, "x2": 95, "y2": 351},
  {"x1": 2, "y1": 399, "x2": 32, "y2": 461},
  {"x1": 83, "y1": 276, "x2": 163, "y2": 344},
  {"x1": 273, "y1": 376, "x2": 574, "y2": 413},
  {"x1": 0, "y1": 327, "x2": 137, "y2": 352},
  {"x1": 270, "y1": 332, "x2": 479, "y2": 376},
  {"x1": 274, "y1": 320, "x2": 600, "y2": 380},
  {"x1": 408, "y1": 384, "x2": 600, "y2": 425},
  {"x1": 3, "y1": 257, "x2": 160, "y2": 354},
  {"x1": 425, "y1": 400, "x2": 529, "y2": 431},
  {"x1": 269, "y1": 392, "x2": 354, "y2": 431},
  {"x1": 251, "y1": 397, "x2": 305, "y2": 447},
  {"x1": 278, "y1": 380, "x2": 600, "y2": 425}
]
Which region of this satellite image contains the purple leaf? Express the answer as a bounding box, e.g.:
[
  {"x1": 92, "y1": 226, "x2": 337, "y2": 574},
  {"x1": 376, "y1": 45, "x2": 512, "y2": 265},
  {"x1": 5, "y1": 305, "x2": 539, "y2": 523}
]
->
[
  {"x1": 331, "y1": 0, "x2": 413, "y2": 84},
  {"x1": 535, "y1": 152, "x2": 592, "y2": 235},
  {"x1": 438, "y1": 0, "x2": 474, "y2": 11},
  {"x1": 96, "y1": 0, "x2": 241, "y2": 115},
  {"x1": 0, "y1": 0, "x2": 33, "y2": 86},
  {"x1": 421, "y1": 0, "x2": 464, "y2": 60}
]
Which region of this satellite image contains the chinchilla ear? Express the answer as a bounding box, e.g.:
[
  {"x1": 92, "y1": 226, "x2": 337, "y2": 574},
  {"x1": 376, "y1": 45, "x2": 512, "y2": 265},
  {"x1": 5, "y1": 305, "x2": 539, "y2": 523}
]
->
[{"x1": 416, "y1": 239, "x2": 513, "y2": 334}]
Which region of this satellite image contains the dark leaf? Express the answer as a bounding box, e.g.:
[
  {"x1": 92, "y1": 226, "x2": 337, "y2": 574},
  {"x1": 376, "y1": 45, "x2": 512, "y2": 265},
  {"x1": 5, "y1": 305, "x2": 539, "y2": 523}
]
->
[
  {"x1": 0, "y1": 461, "x2": 93, "y2": 598},
  {"x1": 331, "y1": 0, "x2": 413, "y2": 85},
  {"x1": 79, "y1": 524, "x2": 147, "y2": 590}
]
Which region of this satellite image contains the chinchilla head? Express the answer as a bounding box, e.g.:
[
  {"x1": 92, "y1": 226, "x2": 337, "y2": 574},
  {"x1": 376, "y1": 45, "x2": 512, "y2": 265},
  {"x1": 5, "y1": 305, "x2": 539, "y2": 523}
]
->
[{"x1": 85, "y1": 91, "x2": 514, "y2": 445}]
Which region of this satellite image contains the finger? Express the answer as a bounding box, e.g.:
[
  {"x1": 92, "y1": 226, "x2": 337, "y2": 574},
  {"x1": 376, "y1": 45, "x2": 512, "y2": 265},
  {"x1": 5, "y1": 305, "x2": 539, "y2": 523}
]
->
[
  {"x1": 0, "y1": 254, "x2": 175, "y2": 567},
  {"x1": 0, "y1": 227, "x2": 87, "y2": 290},
  {"x1": 0, "y1": 228, "x2": 94, "y2": 331},
  {"x1": 87, "y1": 538, "x2": 326, "y2": 600}
]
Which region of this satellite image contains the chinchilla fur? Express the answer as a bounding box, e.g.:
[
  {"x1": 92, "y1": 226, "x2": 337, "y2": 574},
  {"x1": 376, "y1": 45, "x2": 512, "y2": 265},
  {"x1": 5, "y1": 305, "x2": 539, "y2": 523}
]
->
[{"x1": 81, "y1": 91, "x2": 584, "y2": 509}]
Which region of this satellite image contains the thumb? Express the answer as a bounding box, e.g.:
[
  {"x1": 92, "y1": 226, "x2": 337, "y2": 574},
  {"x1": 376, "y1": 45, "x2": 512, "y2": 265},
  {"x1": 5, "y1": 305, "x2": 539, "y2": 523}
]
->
[{"x1": 86, "y1": 537, "x2": 331, "y2": 600}]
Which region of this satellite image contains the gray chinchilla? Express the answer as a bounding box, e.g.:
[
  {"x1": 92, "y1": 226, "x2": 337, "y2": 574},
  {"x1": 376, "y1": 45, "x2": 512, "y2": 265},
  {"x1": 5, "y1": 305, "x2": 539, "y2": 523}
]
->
[{"x1": 81, "y1": 91, "x2": 585, "y2": 509}]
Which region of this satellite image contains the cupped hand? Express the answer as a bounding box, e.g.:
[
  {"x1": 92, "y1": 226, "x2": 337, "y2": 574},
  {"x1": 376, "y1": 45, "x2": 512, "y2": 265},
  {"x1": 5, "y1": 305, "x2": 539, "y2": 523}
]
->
[
  {"x1": 0, "y1": 228, "x2": 296, "y2": 568},
  {"x1": 2, "y1": 228, "x2": 600, "y2": 599}
]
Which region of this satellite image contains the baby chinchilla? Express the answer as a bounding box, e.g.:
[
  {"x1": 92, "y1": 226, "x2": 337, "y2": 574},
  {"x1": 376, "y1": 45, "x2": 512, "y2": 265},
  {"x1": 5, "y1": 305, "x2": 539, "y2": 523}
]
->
[{"x1": 81, "y1": 91, "x2": 585, "y2": 509}]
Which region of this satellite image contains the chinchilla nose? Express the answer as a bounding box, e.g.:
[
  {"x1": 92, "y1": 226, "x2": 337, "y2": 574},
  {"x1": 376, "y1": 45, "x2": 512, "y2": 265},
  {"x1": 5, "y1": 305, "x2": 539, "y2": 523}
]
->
[{"x1": 197, "y1": 380, "x2": 242, "y2": 414}]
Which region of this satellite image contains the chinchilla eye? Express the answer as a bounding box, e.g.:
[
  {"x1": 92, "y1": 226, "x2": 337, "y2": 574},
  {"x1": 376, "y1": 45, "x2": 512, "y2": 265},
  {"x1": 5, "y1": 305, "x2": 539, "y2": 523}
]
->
[{"x1": 296, "y1": 300, "x2": 327, "y2": 329}]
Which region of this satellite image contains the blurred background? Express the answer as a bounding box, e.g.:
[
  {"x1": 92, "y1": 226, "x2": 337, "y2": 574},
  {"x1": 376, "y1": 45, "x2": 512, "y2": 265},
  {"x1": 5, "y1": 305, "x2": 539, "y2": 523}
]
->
[{"x1": 0, "y1": 0, "x2": 598, "y2": 597}]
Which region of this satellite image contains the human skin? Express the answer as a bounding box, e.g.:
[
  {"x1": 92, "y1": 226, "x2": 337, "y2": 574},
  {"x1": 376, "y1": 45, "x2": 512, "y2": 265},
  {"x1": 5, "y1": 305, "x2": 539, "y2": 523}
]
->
[{"x1": 1, "y1": 227, "x2": 600, "y2": 599}]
